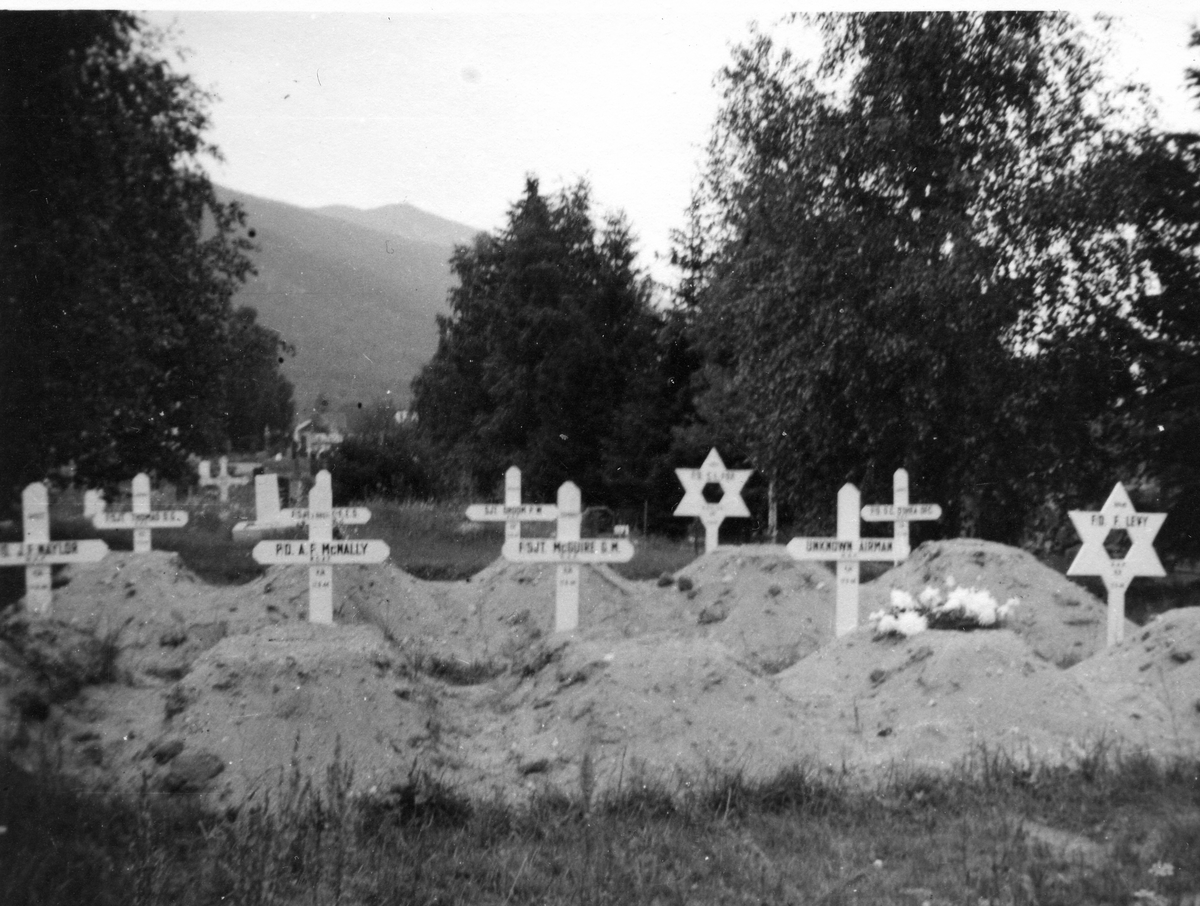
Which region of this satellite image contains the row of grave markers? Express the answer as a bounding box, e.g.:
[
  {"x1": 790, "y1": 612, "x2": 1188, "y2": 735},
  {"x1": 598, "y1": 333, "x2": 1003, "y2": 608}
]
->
[{"x1": 1, "y1": 452, "x2": 1166, "y2": 647}]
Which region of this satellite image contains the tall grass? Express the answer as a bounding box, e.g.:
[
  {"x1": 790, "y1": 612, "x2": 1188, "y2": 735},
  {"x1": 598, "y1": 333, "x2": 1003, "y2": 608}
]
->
[{"x1": 4, "y1": 743, "x2": 1198, "y2": 906}]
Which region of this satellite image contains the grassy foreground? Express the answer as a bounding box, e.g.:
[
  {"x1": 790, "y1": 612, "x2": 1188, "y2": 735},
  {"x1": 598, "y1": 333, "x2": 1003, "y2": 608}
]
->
[{"x1": 2, "y1": 744, "x2": 1198, "y2": 906}]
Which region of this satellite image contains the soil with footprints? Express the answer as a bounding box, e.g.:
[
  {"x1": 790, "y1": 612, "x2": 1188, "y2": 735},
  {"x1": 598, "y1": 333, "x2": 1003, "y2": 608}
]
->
[{"x1": 2, "y1": 540, "x2": 1198, "y2": 810}]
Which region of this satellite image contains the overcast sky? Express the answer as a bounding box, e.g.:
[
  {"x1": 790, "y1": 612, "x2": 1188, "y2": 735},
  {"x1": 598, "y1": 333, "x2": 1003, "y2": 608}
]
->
[{"x1": 136, "y1": 4, "x2": 1200, "y2": 284}]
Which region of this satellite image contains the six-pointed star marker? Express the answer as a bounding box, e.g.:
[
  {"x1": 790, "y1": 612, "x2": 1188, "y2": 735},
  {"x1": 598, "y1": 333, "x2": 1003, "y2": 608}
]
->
[
  {"x1": 1067, "y1": 482, "x2": 1166, "y2": 587},
  {"x1": 674, "y1": 448, "x2": 752, "y2": 519}
]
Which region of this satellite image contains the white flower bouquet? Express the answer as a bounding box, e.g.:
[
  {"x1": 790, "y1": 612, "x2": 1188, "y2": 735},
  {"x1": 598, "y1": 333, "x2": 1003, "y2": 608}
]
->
[{"x1": 870, "y1": 576, "x2": 1019, "y2": 638}]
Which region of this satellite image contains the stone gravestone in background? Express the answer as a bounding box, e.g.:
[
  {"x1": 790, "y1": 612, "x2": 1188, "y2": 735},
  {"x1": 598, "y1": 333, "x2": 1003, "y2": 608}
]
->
[
  {"x1": 250, "y1": 470, "x2": 388, "y2": 624},
  {"x1": 501, "y1": 481, "x2": 634, "y2": 633},
  {"x1": 197, "y1": 456, "x2": 250, "y2": 503},
  {"x1": 673, "y1": 448, "x2": 753, "y2": 553},
  {"x1": 0, "y1": 483, "x2": 108, "y2": 615},
  {"x1": 860, "y1": 468, "x2": 941, "y2": 564},
  {"x1": 1066, "y1": 482, "x2": 1166, "y2": 647},
  {"x1": 92, "y1": 472, "x2": 188, "y2": 553},
  {"x1": 787, "y1": 483, "x2": 895, "y2": 637}
]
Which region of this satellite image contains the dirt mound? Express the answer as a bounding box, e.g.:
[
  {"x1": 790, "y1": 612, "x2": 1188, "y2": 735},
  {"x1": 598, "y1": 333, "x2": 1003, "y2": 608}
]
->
[
  {"x1": 441, "y1": 632, "x2": 809, "y2": 799},
  {"x1": 775, "y1": 626, "x2": 1107, "y2": 772},
  {"x1": 862, "y1": 539, "x2": 1122, "y2": 666},
  {"x1": 1069, "y1": 606, "x2": 1200, "y2": 757},
  {"x1": 670, "y1": 546, "x2": 837, "y2": 672}
]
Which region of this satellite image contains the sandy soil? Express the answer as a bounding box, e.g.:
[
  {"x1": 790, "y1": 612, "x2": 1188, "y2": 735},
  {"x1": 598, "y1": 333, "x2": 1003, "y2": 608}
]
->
[{"x1": 2, "y1": 539, "x2": 1197, "y2": 807}]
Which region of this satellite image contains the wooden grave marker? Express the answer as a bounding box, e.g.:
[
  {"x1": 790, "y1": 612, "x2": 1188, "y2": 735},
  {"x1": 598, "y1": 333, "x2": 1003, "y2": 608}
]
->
[
  {"x1": 465, "y1": 466, "x2": 558, "y2": 540},
  {"x1": 251, "y1": 470, "x2": 388, "y2": 624},
  {"x1": 198, "y1": 455, "x2": 250, "y2": 503},
  {"x1": 92, "y1": 473, "x2": 188, "y2": 553},
  {"x1": 1, "y1": 483, "x2": 108, "y2": 615},
  {"x1": 233, "y1": 473, "x2": 369, "y2": 537},
  {"x1": 1066, "y1": 482, "x2": 1166, "y2": 647},
  {"x1": 860, "y1": 468, "x2": 941, "y2": 563},
  {"x1": 673, "y1": 448, "x2": 753, "y2": 553},
  {"x1": 502, "y1": 481, "x2": 634, "y2": 633},
  {"x1": 82, "y1": 489, "x2": 106, "y2": 519},
  {"x1": 787, "y1": 483, "x2": 896, "y2": 637}
]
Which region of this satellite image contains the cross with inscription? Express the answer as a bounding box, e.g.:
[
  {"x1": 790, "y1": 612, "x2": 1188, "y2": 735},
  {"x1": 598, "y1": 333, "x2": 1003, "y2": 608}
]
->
[
  {"x1": 465, "y1": 466, "x2": 558, "y2": 541},
  {"x1": 233, "y1": 473, "x2": 369, "y2": 537},
  {"x1": 1, "y1": 483, "x2": 108, "y2": 615},
  {"x1": 92, "y1": 473, "x2": 188, "y2": 553},
  {"x1": 673, "y1": 448, "x2": 753, "y2": 553},
  {"x1": 1066, "y1": 482, "x2": 1166, "y2": 647},
  {"x1": 251, "y1": 470, "x2": 389, "y2": 624},
  {"x1": 860, "y1": 469, "x2": 941, "y2": 563},
  {"x1": 787, "y1": 483, "x2": 896, "y2": 637},
  {"x1": 501, "y1": 481, "x2": 634, "y2": 633}
]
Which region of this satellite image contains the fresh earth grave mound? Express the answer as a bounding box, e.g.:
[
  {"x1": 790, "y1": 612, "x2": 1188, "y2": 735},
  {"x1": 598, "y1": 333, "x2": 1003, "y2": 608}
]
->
[
  {"x1": 1068, "y1": 606, "x2": 1200, "y2": 757},
  {"x1": 774, "y1": 628, "x2": 1106, "y2": 773},
  {"x1": 669, "y1": 545, "x2": 837, "y2": 673},
  {"x1": 860, "y1": 539, "x2": 1124, "y2": 666}
]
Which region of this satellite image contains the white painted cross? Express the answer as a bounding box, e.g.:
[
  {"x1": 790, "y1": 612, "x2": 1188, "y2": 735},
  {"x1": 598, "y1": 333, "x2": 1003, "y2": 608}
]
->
[
  {"x1": 464, "y1": 466, "x2": 558, "y2": 540},
  {"x1": 860, "y1": 469, "x2": 942, "y2": 563},
  {"x1": 1, "y1": 483, "x2": 108, "y2": 615},
  {"x1": 1066, "y1": 482, "x2": 1166, "y2": 647},
  {"x1": 82, "y1": 489, "x2": 106, "y2": 519},
  {"x1": 501, "y1": 481, "x2": 634, "y2": 633},
  {"x1": 198, "y1": 456, "x2": 250, "y2": 503},
  {"x1": 673, "y1": 448, "x2": 753, "y2": 552},
  {"x1": 250, "y1": 470, "x2": 389, "y2": 624},
  {"x1": 91, "y1": 473, "x2": 188, "y2": 553},
  {"x1": 233, "y1": 473, "x2": 369, "y2": 537},
  {"x1": 787, "y1": 483, "x2": 896, "y2": 637}
]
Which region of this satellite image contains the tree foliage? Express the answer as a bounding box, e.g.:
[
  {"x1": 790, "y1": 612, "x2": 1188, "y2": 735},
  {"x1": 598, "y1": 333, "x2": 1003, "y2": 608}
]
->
[
  {"x1": 682, "y1": 12, "x2": 1198, "y2": 545},
  {"x1": 412, "y1": 178, "x2": 681, "y2": 511},
  {"x1": 0, "y1": 11, "x2": 275, "y2": 504}
]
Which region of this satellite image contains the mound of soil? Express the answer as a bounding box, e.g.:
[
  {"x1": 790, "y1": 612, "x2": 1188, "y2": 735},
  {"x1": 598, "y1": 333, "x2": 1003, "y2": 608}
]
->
[
  {"x1": 862, "y1": 539, "x2": 1123, "y2": 667},
  {"x1": 670, "y1": 546, "x2": 837, "y2": 673},
  {"x1": 775, "y1": 627, "x2": 1105, "y2": 773},
  {"x1": 1068, "y1": 606, "x2": 1200, "y2": 757},
  {"x1": 4, "y1": 539, "x2": 1199, "y2": 808}
]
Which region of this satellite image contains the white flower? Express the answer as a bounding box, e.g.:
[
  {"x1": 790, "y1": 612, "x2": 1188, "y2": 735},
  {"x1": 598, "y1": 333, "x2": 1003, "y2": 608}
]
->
[
  {"x1": 999, "y1": 597, "x2": 1020, "y2": 619},
  {"x1": 1148, "y1": 861, "x2": 1175, "y2": 878},
  {"x1": 890, "y1": 588, "x2": 917, "y2": 610},
  {"x1": 894, "y1": 610, "x2": 928, "y2": 637},
  {"x1": 945, "y1": 574, "x2": 957, "y2": 589},
  {"x1": 918, "y1": 586, "x2": 942, "y2": 607}
]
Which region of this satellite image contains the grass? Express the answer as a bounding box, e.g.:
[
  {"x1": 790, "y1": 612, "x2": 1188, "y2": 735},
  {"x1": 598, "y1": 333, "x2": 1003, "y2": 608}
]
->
[{"x1": 2, "y1": 742, "x2": 1198, "y2": 906}]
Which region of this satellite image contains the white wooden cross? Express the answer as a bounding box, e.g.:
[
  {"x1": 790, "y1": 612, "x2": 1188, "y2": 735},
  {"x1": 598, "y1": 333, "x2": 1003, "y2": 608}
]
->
[
  {"x1": 92, "y1": 473, "x2": 188, "y2": 553},
  {"x1": 1, "y1": 483, "x2": 108, "y2": 615},
  {"x1": 787, "y1": 483, "x2": 896, "y2": 637},
  {"x1": 1066, "y1": 482, "x2": 1166, "y2": 647},
  {"x1": 198, "y1": 455, "x2": 250, "y2": 503},
  {"x1": 860, "y1": 468, "x2": 942, "y2": 563},
  {"x1": 673, "y1": 448, "x2": 753, "y2": 552},
  {"x1": 501, "y1": 481, "x2": 634, "y2": 633},
  {"x1": 233, "y1": 473, "x2": 369, "y2": 537},
  {"x1": 464, "y1": 466, "x2": 558, "y2": 540},
  {"x1": 250, "y1": 470, "x2": 389, "y2": 624}
]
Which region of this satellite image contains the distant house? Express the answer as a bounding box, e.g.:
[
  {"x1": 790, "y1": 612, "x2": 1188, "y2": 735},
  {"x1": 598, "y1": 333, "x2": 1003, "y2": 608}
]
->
[{"x1": 293, "y1": 418, "x2": 345, "y2": 456}]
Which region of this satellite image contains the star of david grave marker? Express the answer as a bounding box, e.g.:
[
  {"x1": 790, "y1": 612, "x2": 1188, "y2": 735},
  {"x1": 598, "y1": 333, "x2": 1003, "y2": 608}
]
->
[
  {"x1": 251, "y1": 470, "x2": 388, "y2": 624},
  {"x1": 1, "y1": 483, "x2": 108, "y2": 615},
  {"x1": 198, "y1": 456, "x2": 250, "y2": 503},
  {"x1": 233, "y1": 473, "x2": 369, "y2": 538},
  {"x1": 860, "y1": 469, "x2": 941, "y2": 563},
  {"x1": 465, "y1": 466, "x2": 558, "y2": 540},
  {"x1": 673, "y1": 448, "x2": 753, "y2": 552},
  {"x1": 1066, "y1": 482, "x2": 1166, "y2": 647},
  {"x1": 787, "y1": 483, "x2": 896, "y2": 637},
  {"x1": 502, "y1": 481, "x2": 634, "y2": 633},
  {"x1": 92, "y1": 473, "x2": 188, "y2": 553}
]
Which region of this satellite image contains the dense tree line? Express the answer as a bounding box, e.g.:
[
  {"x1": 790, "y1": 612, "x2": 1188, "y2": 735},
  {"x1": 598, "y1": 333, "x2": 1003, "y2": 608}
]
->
[{"x1": 0, "y1": 11, "x2": 292, "y2": 509}]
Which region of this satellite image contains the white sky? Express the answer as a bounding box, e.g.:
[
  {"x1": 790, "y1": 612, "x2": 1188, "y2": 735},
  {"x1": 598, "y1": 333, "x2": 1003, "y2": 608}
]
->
[{"x1": 120, "y1": 4, "x2": 1200, "y2": 284}]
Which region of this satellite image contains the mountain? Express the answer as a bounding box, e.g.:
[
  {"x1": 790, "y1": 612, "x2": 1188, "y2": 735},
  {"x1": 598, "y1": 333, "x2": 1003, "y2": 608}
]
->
[{"x1": 216, "y1": 186, "x2": 481, "y2": 417}]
